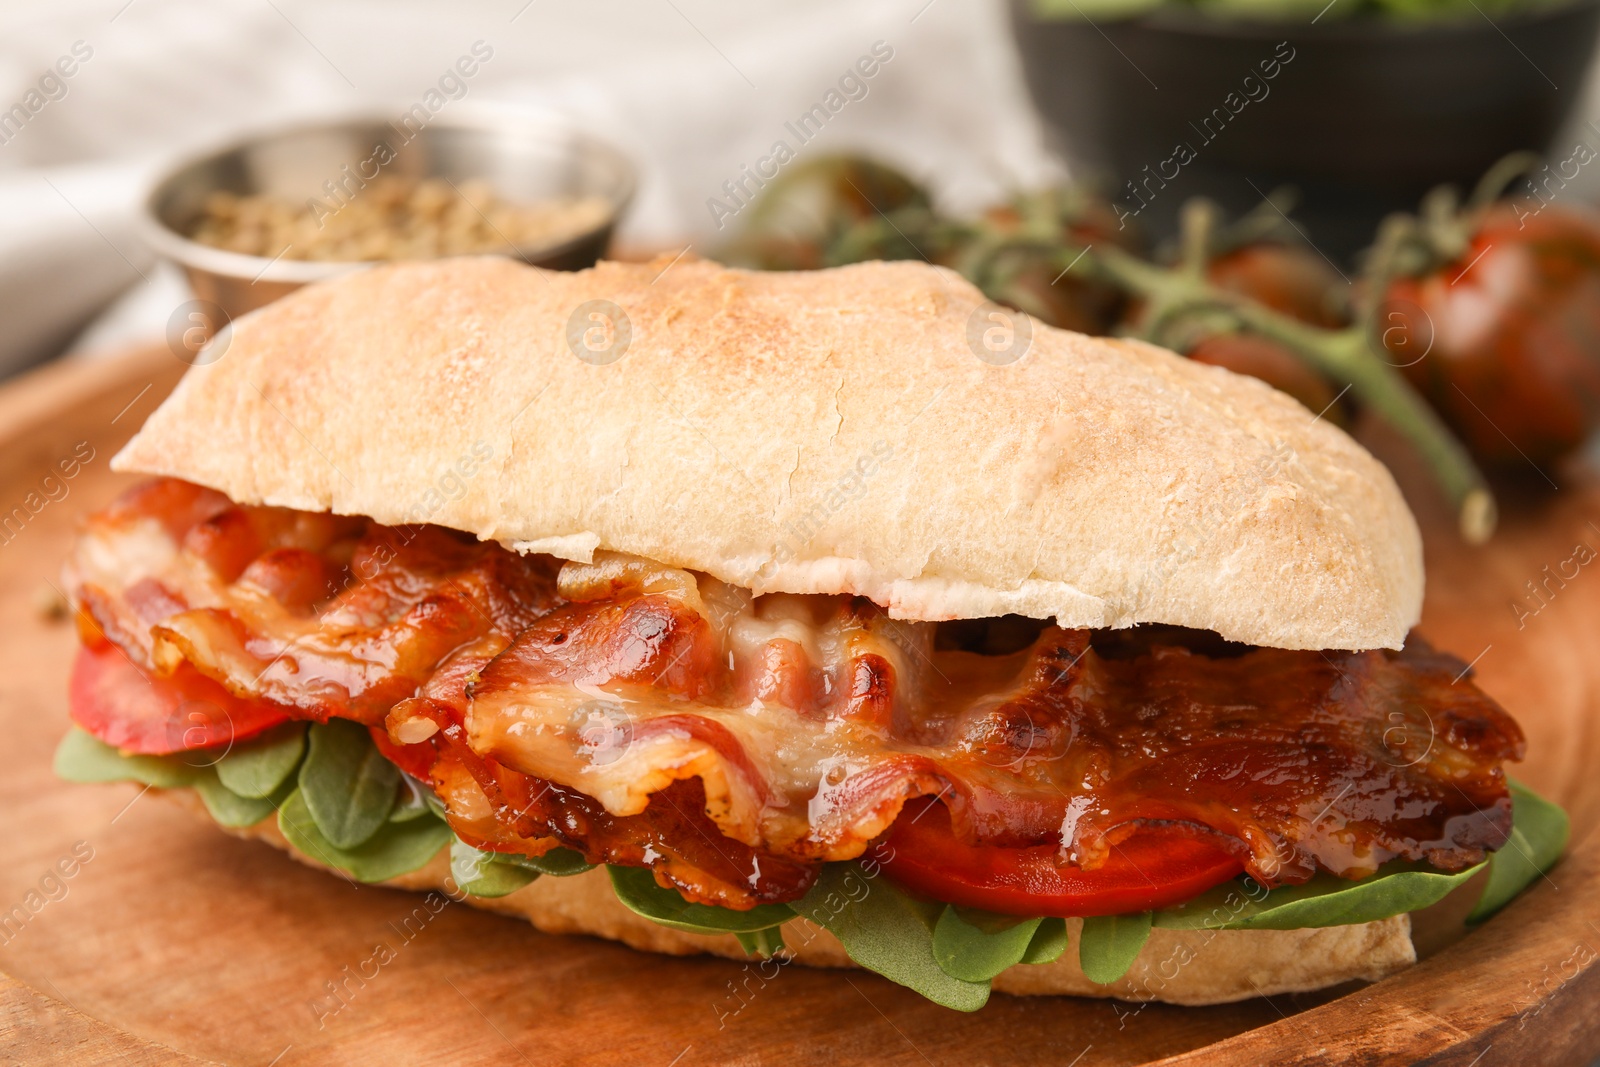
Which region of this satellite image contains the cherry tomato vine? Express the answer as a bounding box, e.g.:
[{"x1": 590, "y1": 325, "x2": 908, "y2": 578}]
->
[{"x1": 724, "y1": 154, "x2": 1600, "y2": 544}]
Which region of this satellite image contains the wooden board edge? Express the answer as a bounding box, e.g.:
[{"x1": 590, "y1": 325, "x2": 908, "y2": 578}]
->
[{"x1": 0, "y1": 973, "x2": 221, "y2": 1066}]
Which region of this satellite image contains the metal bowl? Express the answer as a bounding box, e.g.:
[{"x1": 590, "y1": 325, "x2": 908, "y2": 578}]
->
[{"x1": 140, "y1": 106, "x2": 636, "y2": 323}]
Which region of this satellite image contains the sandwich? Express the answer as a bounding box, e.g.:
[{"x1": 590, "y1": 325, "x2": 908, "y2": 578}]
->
[{"x1": 55, "y1": 256, "x2": 1566, "y2": 1009}]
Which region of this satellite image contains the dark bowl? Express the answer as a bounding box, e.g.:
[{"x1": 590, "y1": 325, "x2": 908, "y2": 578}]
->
[{"x1": 1009, "y1": 0, "x2": 1600, "y2": 260}]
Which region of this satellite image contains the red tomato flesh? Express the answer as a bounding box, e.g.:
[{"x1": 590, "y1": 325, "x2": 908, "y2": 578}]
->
[
  {"x1": 370, "y1": 725, "x2": 437, "y2": 782},
  {"x1": 881, "y1": 800, "x2": 1244, "y2": 917},
  {"x1": 69, "y1": 643, "x2": 291, "y2": 755}
]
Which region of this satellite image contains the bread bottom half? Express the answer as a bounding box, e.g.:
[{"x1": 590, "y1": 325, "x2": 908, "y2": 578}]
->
[{"x1": 173, "y1": 790, "x2": 1415, "y2": 1007}]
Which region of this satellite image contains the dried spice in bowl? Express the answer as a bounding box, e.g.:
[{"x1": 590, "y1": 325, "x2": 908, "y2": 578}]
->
[{"x1": 188, "y1": 177, "x2": 612, "y2": 262}]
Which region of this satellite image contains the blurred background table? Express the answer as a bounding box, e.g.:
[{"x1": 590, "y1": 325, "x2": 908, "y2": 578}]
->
[{"x1": 4, "y1": 0, "x2": 1598, "y2": 378}]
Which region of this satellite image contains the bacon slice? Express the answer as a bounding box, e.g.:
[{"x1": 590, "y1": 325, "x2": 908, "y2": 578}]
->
[
  {"x1": 67, "y1": 478, "x2": 1526, "y2": 907},
  {"x1": 964, "y1": 629, "x2": 1524, "y2": 883},
  {"x1": 67, "y1": 482, "x2": 558, "y2": 723},
  {"x1": 396, "y1": 692, "x2": 816, "y2": 908},
  {"x1": 464, "y1": 599, "x2": 1522, "y2": 887}
]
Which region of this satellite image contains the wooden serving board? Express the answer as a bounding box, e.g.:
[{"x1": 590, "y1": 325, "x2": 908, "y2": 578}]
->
[{"x1": 2, "y1": 345, "x2": 1598, "y2": 1066}]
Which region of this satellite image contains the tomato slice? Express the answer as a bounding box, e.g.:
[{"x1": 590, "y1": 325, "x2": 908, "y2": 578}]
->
[
  {"x1": 370, "y1": 725, "x2": 437, "y2": 782},
  {"x1": 68, "y1": 643, "x2": 292, "y2": 755},
  {"x1": 880, "y1": 800, "x2": 1244, "y2": 917}
]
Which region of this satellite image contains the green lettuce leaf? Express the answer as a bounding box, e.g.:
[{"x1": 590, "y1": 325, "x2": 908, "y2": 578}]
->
[
  {"x1": 215, "y1": 723, "x2": 307, "y2": 799},
  {"x1": 608, "y1": 865, "x2": 796, "y2": 933},
  {"x1": 495, "y1": 847, "x2": 595, "y2": 877},
  {"x1": 1154, "y1": 860, "x2": 1484, "y2": 932},
  {"x1": 57, "y1": 727, "x2": 443, "y2": 881},
  {"x1": 55, "y1": 728, "x2": 202, "y2": 789},
  {"x1": 56, "y1": 729, "x2": 280, "y2": 828},
  {"x1": 797, "y1": 863, "x2": 989, "y2": 1011},
  {"x1": 277, "y1": 788, "x2": 451, "y2": 883},
  {"x1": 193, "y1": 775, "x2": 283, "y2": 827},
  {"x1": 389, "y1": 776, "x2": 434, "y2": 823},
  {"x1": 450, "y1": 839, "x2": 539, "y2": 898},
  {"x1": 1079, "y1": 911, "x2": 1152, "y2": 983},
  {"x1": 1022, "y1": 917, "x2": 1069, "y2": 964},
  {"x1": 933, "y1": 907, "x2": 1045, "y2": 982},
  {"x1": 299, "y1": 721, "x2": 399, "y2": 850},
  {"x1": 1469, "y1": 779, "x2": 1569, "y2": 923},
  {"x1": 735, "y1": 927, "x2": 787, "y2": 958}
]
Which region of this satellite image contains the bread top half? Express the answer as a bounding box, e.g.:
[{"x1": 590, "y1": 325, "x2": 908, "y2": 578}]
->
[{"x1": 113, "y1": 255, "x2": 1422, "y2": 650}]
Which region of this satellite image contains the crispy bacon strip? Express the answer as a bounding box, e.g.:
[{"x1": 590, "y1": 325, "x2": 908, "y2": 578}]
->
[
  {"x1": 67, "y1": 479, "x2": 1526, "y2": 907},
  {"x1": 68, "y1": 479, "x2": 558, "y2": 723}
]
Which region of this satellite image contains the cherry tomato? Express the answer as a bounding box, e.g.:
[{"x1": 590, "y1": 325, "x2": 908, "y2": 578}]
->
[
  {"x1": 981, "y1": 190, "x2": 1135, "y2": 254},
  {"x1": 973, "y1": 191, "x2": 1137, "y2": 336},
  {"x1": 68, "y1": 643, "x2": 291, "y2": 755},
  {"x1": 880, "y1": 800, "x2": 1243, "y2": 918},
  {"x1": 725, "y1": 156, "x2": 931, "y2": 271},
  {"x1": 1166, "y1": 243, "x2": 1350, "y2": 421},
  {"x1": 1387, "y1": 204, "x2": 1600, "y2": 467},
  {"x1": 1189, "y1": 333, "x2": 1349, "y2": 428},
  {"x1": 1207, "y1": 243, "x2": 1349, "y2": 329},
  {"x1": 978, "y1": 244, "x2": 1128, "y2": 336}
]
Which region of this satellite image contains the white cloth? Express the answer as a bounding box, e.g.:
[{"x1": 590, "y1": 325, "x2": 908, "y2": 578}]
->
[{"x1": 0, "y1": 0, "x2": 1067, "y2": 376}]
